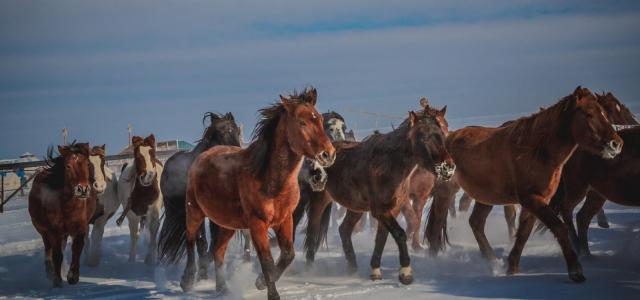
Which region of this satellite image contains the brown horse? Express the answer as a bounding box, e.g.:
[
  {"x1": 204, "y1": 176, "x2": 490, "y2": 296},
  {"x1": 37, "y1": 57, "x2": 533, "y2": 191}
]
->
[
  {"x1": 116, "y1": 134, "x2": 164, "y2": 264},
  {"x1": 448, "y1": 86, "x2": 622, "y2": 283},
  {"x1": 159, "y1": 88, "x2": 335, "y2": 300},
  {"x1": 549, "y1": 92, "x2": 639, "y2": 256},
  {"x1": 29, "y1": 143, "x2": 97, "y2": 287},
  {"x1": 308, "y1": 100, "x2": 454, "y2": 284}
]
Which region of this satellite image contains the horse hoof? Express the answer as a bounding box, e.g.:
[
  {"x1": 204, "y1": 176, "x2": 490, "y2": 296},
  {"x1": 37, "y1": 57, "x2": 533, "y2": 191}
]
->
[
  {"x1": 569, "y1": 271, "x2": 586, "y2": 283},
  {"x1": 53, "y1": 277, "x2": 63, "y2": 288},
  {"x1": 67, "y1": 271, "x2": 79, "y2": 285},
  {"x1": 398, "y1": 267, "x2": 413, "y2": 285},
  {"x1": 180, "y1": 277, "x2": 195, "y2": 292},
  {"x1": 268, "y1": 293, "x2": 281, "y2": 300},
  {"x1": 215, "y1": 283, "x2": 228, "y2": 293},
  {"x1": 255, "y1": 274, "x2": 267, "y2": 290},
  {"x1": 370, "y1": 268, "x2": 382, "y2": 281},
  {"x1": 346, "y1": 263, "x2": 358, "y2": 275},
  {"x1": 197, "y1": 271, "x2": 209, "y2": 281}
]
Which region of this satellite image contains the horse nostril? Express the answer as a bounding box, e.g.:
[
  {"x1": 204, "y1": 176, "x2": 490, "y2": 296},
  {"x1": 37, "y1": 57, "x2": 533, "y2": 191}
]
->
[
  {"x1": 320, "y1": 151, "x2": 329, "y2": 161},
  {"x1": 609, "y1": 140, "x2": 621, "y2": 151}
]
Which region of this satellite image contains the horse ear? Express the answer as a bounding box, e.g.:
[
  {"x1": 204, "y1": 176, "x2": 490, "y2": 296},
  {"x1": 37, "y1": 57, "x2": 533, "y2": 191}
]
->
[
  {"x1": 439, "y1": 105, "x2": 447, "y2": 116},
  {"x1": 408, "y1": 111, "x2": 417, "y2": 127},
  {"x1": 132, "y1": 136, "x2": 143, "y2": 146},
  {"x1": 145, "y1": 134, "x2": 156, "y2": 147},
  {"x1": 226, "y1": 112, "x2": 235, "y2": 121},
  {"x1": 58, "y1": 145, "x2": 67, "y2": 156},
  {"x1": 306, "y1": 88, "x2": 318, "y2": 106},
  {"x1": 280, "y1": 95, "x2": 294, "y2": 113},
  {"x1": 101, "y1": 144, "x2": 106, "y2": 150},
  {"x1": 419, "y1": 97, "x2": 429, "y2": 108}
]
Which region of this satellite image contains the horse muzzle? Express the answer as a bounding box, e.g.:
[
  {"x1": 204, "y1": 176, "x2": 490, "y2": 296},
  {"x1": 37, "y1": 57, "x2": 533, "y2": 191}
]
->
[
  {"x1": 92, "y1": 181, "x2": 106, "y2": 195},
  {"x1": 74, "y1": 185, "x2": 91, "y2": 199},
  {"x1": 315, "y1": 150, "x2": 336, "y2": 168},
  {"x1": 601, "y1": 139, "x2": 623, "y2": 160},
  {"x1": 435, "y1": 161, "x2": 456, "y2": 181}
]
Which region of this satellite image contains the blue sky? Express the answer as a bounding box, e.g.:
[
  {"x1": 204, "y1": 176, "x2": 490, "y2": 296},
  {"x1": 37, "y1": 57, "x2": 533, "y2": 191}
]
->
[{"x1": 1, "y1": 1, "x2": 640, "y2": 158}]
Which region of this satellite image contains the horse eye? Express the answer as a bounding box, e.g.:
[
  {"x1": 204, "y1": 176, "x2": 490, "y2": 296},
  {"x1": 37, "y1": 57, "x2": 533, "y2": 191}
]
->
[{"x1": 299, "y1": 121, "x2": 307, "y2": 127}]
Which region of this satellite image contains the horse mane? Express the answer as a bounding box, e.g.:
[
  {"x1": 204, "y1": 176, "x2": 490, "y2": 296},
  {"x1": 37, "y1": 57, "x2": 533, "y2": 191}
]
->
[
  {"x1": 504, "y1": 90, "x2": 584, "y2": 149},
  {"x1": 323, "y1": 111, "x2": 345, "y2": 122},
  {"x1": 246, "y1": 87, "x2": 316, "y2": 177},
  {"x1": 195, "y1": 112, "x2": 224, "y2": 144},
  {"x1": 42, "y1": 141, "x2": 87, "y2": 190}
]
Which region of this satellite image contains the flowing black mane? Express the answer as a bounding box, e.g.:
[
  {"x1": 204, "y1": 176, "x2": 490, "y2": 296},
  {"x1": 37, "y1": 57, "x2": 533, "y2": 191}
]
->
[
  {"x1": 323, "y1": 111, "x2": 345, "y2": 122},
  {"x1": 193, "y1": 112, "x2": 236, "y2": 152},
  {"x1": 42, "y1": 142, "x2": 87, "y2": 190},
  {"x1": 246, "y1": 88, "x2": 316, "y2": 177}
]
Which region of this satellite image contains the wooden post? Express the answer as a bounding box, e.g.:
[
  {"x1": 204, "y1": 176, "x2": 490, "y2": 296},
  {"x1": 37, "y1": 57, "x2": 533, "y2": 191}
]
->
[
  {"x1": 1, "y1": 175, "x2": 4, "y2": 213},
  {"x1": 63, "y1": 127, "x2": 68, "y2": 145},
  {"x1": 128, "y1": 124, "x2": 132, "y2": 145}
]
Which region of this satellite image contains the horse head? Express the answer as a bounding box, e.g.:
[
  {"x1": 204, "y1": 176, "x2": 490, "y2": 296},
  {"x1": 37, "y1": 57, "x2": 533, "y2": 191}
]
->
[
  {"x1": 132, "y1": 134, "x2": 159, "y2": 187},
  {"x1": 408, "y1": 98, "x2": 455, "y2": 180},
  {"x1": 567, "y1": 86, "x2": 623, "y2": 159}
]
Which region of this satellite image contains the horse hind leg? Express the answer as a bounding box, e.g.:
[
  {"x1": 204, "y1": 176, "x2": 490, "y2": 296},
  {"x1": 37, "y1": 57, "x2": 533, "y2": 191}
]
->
[
  {"x1": 469, "y1": 202, "x2": 496, "y2": 260},
  {"x1": 504, "y1": 205, "x2": 517, "y2": 242},
  {"x1": 242, "y1": 230, "x2": 252, "y2": 262},
  {"x1": 195, "y1": 223, "x2": 210, "y2": 280},
  {"x1": 180, "y1": 194, "x2": 206, "y2": 292},
  {"x1": 67, "y1": 232, "x2": 86, "y2": 284},
  {"x1": 576, "y1": 192, "x2": 607, "y2": 257},
  {"x1": 506, "y1": 209, "x2": 535, "y2": 275},
  {"x1": 339, "y1": 210, "x2": 364, "y2": 274},
  {"x1": 144, "y1": 209, "x2": 160, "y2": 265},
  {"x1": 41, "y1": 233, "x2": 54, "y2": 280}
]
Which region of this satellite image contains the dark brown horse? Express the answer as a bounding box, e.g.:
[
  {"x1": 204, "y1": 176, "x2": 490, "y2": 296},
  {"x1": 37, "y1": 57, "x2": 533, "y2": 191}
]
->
[
  {"x1": 116, "y1": 134, "x2": 164, "y2": 264},
  {"x1": 448, "y1": 86, "x2": 622, "y2": 283},
  {"x1": 29, "y1": 143, "x2": 97, "y2": 287},
  {"x1": 158, "y1": 112, "x2": 241, "y2": 279},
  {"x1": 306, "y1": 100, "x2": 454, "y2": 284},
  {"x1": 548, "y1": 92, "x2": 638, "y2": 256},
  {"x1": 159, "y1": 88, "x2": 335, "y2": 300}
]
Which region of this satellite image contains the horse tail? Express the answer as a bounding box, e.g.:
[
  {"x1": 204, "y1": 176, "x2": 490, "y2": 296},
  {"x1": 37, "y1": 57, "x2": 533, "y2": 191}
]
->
[
  {"x1": 424, "y1": 195, "x2": 450, "y2": 255},
  {"x1": 303, "y1": 200, "x2": 332, "y2": 255},
  {"x1": 157, "y1": 194, "x2": 188, "y2": 265},
  {"x1": 120, "y1": 162, "x2": 128, "y2": 173}
]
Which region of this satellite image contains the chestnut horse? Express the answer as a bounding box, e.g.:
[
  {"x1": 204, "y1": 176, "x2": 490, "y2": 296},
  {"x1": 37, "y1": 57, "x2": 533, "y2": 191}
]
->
[
  {"x1": 116, "y1": 134, "x2": 164, "y2": 264},
  {"x1": 158, "y1": 112, "x2": 241, "y2": 278},
  {"x1": 448, "y1": 86, "x2": 622, "y2": 282},
  {"x1": 29, "y1": 143, "x2": 97, "y2": 287},
  {"x1": 159, "y1": 88, "x2": 335, "y2": 300},
  {"x1": 307, "y1": 101, "x2": 455, "y2": 284},
  {"x1": 548, "y1": 92, "x2": 639, "y2": 256}
]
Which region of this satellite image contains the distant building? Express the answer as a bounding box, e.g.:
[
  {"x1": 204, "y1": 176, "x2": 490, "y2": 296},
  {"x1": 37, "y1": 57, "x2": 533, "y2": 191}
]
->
[
  {"x1": 0, "y1": 152, "x2": 38, "y2": 192},
  {"x1": 117, "y1": 139, "x2": 194, "y2": 155}
]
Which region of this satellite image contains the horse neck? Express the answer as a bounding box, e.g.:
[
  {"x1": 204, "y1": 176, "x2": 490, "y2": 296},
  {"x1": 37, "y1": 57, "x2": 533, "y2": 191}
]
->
[
  {"x1": 193, "y1": 137, "x2": 218, "y2": 153},
  {"x1": 511, "y1": 103, "x2": 577, "y2": 165},
  {"x1": 373, "y1": 125, "x2": 416, "y2": 179},
  {"x1": 263, "y1": 117, "x2": 304, "y2": 196}
]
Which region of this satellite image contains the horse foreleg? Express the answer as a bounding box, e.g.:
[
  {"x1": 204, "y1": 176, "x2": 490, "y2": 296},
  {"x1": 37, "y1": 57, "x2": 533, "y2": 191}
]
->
[
  {"x1": 115, "y1": 198, "x2": 132, "y2": 227},
  {"x1": 242, "y1": 230, "x2": 252, "y2": 261},
  {"x1": 370, "y1": 222, "x2": 389, "y2": 281},
  {"x1": 271, "y1": 216, "x2": 295, "y2": 282},
  {"x1": 576, "y1": 192, "x2": 606, "y2": 257},
  {"x1": 401, "y1": 201, "x2": 422, "y2": 251},
  {"x1": 249, "y1": 220, "x2": 280, "y2": 300},
  {"x1": 378, "y1": 213, "x2": 413, "y2": 285},
  {"x1": 524, "y1": 197, "x2": 585, "y2": 283},
  {"x1": 50, "y1": 235, "x2": 64, "y2": 287},
  {"x1": 41, "y1": 233, "x2": 54, "y2": 280},
  {"x1": 127, "y1": 214, "x2": 140, "y2": 263},
  {"x1": 504, "y1": 205, "x2": 517, "y2": 241},
  {"x1": 67, "y1": 232, "x2": 85, "y2": 284},
  {"x1": 459, "y1": 193, "x2": 473, "y2": 212},
  {"x1": 338, "y1": 210, "x2": 363, "y2": 274},
  {"x1": 506, "y1": 209, "x2": 535, "y2": 275},
  {"x1": 86, "y1": 215, "x2": 108, "y2": 267},
  {"x1": 211, "y1": 225, "x2": 235, "y2": 293},
  {"x1": 144, "y1": 209, "x2": 160, "y2": 265},
  {"x1": 469, "y1": 202, "x2": 496, "y2": 260}
]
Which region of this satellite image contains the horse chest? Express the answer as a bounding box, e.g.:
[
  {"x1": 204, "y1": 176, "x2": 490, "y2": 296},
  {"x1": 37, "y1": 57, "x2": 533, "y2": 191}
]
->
[{"x1": 130, "y1": 183, "x2": 159, "y2": 216}]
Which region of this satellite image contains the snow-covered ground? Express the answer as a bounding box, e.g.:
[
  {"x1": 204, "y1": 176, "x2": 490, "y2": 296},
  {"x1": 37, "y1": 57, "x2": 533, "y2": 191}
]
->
[{"x1": 1, "y1": 194, "x2": 639, "y2": 299}]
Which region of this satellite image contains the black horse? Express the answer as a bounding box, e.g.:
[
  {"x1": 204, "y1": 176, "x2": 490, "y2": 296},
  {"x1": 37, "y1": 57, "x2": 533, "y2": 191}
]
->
[{"x1": 158, "y1": 112, "x2": 241, "y2": 280}]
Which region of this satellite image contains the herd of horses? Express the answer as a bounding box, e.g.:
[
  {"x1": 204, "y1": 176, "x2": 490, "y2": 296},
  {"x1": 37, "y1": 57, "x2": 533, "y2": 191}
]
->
[{"x1": 26, "y1": 86, "x2": 639, "y2": 300}]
